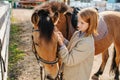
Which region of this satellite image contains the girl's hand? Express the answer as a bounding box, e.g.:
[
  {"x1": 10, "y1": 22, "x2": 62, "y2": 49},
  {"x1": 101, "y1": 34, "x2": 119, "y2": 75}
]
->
[
  {"x1": 57, "y1": 32, "x2": 64, "y2": 46},
  {"x1": 58, "y1": 31, "x2": 65, "y2": 42},
  {"x1": 54, "y1": 31, "x2": 64, "y2": 46},
  {"x1": 54, "y1": 27, "x2": 65, "y2": 46}
]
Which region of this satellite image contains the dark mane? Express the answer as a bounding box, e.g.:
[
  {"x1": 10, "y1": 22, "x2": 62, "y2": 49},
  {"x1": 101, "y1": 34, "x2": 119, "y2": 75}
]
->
[{"x1": 37, "y1": 10, "x2": 54, "y2": 41}]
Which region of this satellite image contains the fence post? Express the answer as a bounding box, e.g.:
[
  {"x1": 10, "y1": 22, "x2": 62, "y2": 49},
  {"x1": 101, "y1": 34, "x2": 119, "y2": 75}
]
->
[{"x1": 0, "y1": 3, "x2": 11, "y2": 80}]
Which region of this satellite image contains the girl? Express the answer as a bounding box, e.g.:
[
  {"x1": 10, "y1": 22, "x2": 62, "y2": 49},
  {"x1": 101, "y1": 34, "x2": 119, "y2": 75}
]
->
[{"x1": 56, "y1": 8, "x2": 98, "y2": 80}]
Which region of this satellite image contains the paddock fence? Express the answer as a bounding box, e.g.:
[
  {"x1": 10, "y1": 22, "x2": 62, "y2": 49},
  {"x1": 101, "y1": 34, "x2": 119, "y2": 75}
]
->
[{"x1": 0, "y1": 3, "x2": 11, "y2": 80}]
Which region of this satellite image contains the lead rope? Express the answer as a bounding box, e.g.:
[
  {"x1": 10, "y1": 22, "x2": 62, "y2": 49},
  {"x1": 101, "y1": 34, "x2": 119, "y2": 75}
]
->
[
  {"x1": 39, "y1": 63, "x2": 44, "y2": 80},
  {"x1": 59, "y1": 63, "x2": 64, "y2": 80},
  {"x1": 54, "y1": 62, "x2": 64, "y2": 80},
  {"x1": 40, "y1": 66, "x2": 43, "y2": 80}
]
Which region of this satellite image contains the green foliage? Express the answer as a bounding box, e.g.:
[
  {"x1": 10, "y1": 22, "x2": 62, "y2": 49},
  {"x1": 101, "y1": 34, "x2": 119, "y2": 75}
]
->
[{"x1": 8, "y1": 19, "x2": 25, "y2": 80}]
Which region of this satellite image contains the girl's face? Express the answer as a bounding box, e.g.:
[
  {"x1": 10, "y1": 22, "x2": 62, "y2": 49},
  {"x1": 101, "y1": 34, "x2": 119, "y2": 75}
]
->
[{"x1": 77, "y1": 15, "x2": 89, "y2": 32}]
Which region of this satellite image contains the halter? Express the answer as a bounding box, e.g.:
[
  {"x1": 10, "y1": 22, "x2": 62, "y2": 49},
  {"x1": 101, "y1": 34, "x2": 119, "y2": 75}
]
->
[{"x1": 32, "y1": 28, "x2": 64, "y2": 80}]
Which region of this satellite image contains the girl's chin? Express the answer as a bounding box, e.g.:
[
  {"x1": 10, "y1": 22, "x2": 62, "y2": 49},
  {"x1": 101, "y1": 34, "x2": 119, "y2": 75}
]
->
[
  {"x1": 77, "y1": 29, "x2": 81, "y2": 31},
  {"x1": 77, "y1": 28, "x2": 80, "y2": 31}
]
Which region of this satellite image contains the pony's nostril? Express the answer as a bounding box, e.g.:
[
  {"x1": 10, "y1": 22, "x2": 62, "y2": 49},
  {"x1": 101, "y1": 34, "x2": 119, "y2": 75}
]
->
[{"x1": 46, "y1": 75, "x2": 54, "y2": 80}]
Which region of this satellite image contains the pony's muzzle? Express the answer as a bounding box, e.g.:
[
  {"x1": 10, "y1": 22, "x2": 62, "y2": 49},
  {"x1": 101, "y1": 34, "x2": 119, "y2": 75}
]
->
[{"x1": 46, "y1": 75, "x2": 55, "y2": 80}]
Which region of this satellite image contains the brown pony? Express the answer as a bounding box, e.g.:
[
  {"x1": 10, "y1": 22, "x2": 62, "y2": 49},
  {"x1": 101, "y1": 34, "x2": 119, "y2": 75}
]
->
[
  {"x1": 56, "y1": 10, "x2": 120, "y2": 80},
  {"x1": 92, "y1": 11, "x2": 120, "y2": 80},
  {"x1": 31, "y1": 1, "x2": 74, "y2": 80},
  {"x1": 31, "y1": 10, "x2": 59, "y2": 79},
  {"x1": 56, "y1": 8, "x2": 120, "y2": 80},
  {"x1": 31, "y1": 1, "x2": 120, "y2": 80}
]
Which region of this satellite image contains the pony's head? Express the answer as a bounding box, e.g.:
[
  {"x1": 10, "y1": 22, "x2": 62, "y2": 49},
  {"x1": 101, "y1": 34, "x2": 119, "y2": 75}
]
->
[
  {"x1": 32, "y1": 9, "x2": 55, "y2": 41},
  {"x1": 31, "y1": 6, "x2": 60, "y2": 80}
]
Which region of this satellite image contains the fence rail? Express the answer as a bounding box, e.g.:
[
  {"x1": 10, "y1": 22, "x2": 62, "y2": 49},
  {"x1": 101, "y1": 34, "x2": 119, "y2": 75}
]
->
[{"x1": 0, "y1": 3, "x2": 11, "y2": 80}]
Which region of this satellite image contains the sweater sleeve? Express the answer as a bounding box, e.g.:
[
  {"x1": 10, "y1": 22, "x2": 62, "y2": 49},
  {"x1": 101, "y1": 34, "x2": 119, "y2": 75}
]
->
[
  {"x1": 63, "y1": 39, "x2": 69, "y2": 46},
  {"x1": 58, "y1": 38, "x2": 94, "y2": 66}
]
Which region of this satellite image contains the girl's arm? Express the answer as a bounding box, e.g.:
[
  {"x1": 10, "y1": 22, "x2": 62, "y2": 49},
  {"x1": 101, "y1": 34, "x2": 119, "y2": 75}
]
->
[
  {"x1": 59, "y1": 38, "x2": 94, "y2": 66},
  {"x1": 63, "y1": 38, "x2": 69, "y2": 46}
]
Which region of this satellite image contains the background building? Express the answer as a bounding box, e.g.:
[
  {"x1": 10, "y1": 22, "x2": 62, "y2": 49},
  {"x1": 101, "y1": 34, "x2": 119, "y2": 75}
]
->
[{"x1": 17, "y1": 0, "x2": 46, "y2": 8}]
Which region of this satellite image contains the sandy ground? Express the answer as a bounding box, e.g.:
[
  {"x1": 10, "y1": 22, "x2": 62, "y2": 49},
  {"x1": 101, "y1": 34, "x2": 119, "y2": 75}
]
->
[
  {"x1": 11, "y1": 9, "x2": 41, "y2": 80},
  {"x1": 11, "y1": 9, "x2": 118, "y2": 80}
]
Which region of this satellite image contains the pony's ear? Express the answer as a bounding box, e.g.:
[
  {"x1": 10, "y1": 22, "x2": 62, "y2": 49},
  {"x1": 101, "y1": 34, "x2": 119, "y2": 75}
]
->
[
  {"x1": 64, "y1": 8, "x2": 73, "y2": 15},
  {"x1": 31, "y1": 11, "x2": 40, "y2": 26},
  {"x1": 64, "y1": 12, "x2": 72, "y2": 16},
  {"x1": 53, "y1": 12, "x2": 60, "y2": 25}
]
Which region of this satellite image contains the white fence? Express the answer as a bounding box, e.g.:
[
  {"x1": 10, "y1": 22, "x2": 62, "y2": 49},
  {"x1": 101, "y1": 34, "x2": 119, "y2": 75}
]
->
[{"x1": 0, "y1": 3, "x2": 11, "y2": 80}]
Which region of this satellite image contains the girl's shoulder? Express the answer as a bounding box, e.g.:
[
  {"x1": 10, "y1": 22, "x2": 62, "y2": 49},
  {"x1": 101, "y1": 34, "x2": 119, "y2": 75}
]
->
[{"x1": 82, "y1": 34, "x2": 94, "y2": 44}]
